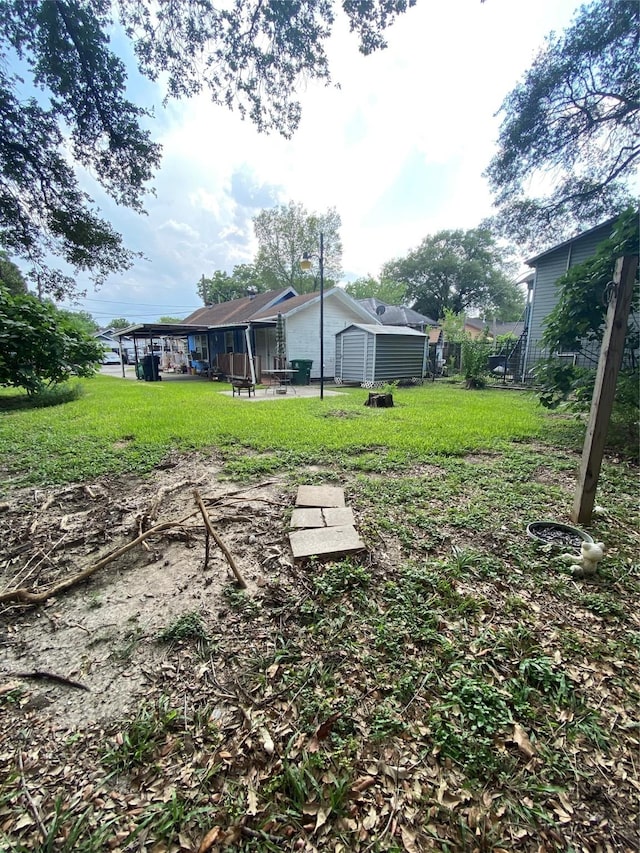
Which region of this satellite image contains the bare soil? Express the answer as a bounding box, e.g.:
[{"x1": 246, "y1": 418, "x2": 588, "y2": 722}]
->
[{"x1": 0, "y1": 453, "x2": 297, "y2": 728}]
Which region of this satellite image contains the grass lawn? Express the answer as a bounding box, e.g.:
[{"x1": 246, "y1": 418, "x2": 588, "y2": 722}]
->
[
  {"x1": 0, "y1": 375, "x2": 546, "y2": 487},
  {"x1": 0, "y1": 375, "x2": 638, "y2": 852}
]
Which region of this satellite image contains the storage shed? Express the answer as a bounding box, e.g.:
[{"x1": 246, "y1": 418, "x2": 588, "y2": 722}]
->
[{"x1": 335, "y1": 324, "x2": 428, "y2": 386}]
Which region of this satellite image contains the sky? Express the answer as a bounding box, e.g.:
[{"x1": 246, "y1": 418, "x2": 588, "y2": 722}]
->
[{"x1": 59, "y1": 0, "x2": 585, "y2": 326}]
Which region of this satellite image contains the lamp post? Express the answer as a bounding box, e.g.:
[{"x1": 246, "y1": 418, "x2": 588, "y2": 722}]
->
[{"x1": 300, "y1": 231, "x2": 325, "y2": 399}]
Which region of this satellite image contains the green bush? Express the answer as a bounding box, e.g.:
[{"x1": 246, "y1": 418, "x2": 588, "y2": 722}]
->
[
  {"x1": 461, "y1": 337, "x2": 492, "y2": 389},
  {"x1": 0, "y1": 288, "x2": 102, "y2": 395},
  {"x1": 536, "y1": 361, "x2": 639, "y2": 461}
]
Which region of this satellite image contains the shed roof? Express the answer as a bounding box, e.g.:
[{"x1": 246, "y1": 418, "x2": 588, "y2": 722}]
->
[{"x1": 339, "y1": 323, "x2": 427, "y2": 337}]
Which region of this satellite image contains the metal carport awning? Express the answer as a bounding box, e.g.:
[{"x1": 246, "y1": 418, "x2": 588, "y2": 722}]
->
[{"x1": 113, "y1": 323, "x2": 211, "y2": 379}]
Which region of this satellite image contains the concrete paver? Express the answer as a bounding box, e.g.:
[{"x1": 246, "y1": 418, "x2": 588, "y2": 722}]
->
[
  {"x1": 323, "y1": 507, "x2": 355, "y2": 527},
  {"x1": 295, "y1": 485, "x2": 345, "y2": 508},
  {"x1": 290, "y1": 508, "x2": 325, "y2": 529},
  {"x1": 289, "y1": 525, "x2": 366, "y2": 560}
]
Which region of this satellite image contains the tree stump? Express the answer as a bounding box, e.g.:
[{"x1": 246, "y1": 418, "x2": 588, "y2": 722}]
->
[{"x1": 364, "y1": 393, "x2": 394, "y2": 408}]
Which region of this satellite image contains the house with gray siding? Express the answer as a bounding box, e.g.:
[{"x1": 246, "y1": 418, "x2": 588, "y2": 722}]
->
[{"x1": 522, "y1": 217, "x2": 618, "y2": 376}]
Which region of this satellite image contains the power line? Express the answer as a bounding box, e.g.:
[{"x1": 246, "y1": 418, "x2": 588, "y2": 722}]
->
[{"x1": 67, "y1": 296, "x2": 201, "y2": 309}]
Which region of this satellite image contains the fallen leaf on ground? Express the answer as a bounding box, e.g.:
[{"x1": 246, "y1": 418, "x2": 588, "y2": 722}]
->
[{"x1": 513, "y1": 723, "x2": 536, "y2": 758}]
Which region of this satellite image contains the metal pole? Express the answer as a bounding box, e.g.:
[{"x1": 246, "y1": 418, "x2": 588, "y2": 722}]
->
[{"x1": 319, "y1": 231, "x2": 324, "y2": 400}]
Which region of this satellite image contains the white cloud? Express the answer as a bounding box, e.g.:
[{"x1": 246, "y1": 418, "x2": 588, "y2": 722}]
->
[{"x1": 68, "y1": 0, "x2": 584, "y2": 321}]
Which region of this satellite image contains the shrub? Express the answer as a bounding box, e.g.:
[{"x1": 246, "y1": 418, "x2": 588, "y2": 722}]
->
[
  {"x1": 461, "y1": 337, "x2": 492, "y2": 389},
  {"x1": 0, "y1": 288, "x2": 103, "y2": 395}
]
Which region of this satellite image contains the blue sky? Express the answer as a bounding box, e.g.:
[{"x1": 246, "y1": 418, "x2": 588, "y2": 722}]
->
[{"x1": 57, "y1": 0, "x2": 584, "y2": 325}]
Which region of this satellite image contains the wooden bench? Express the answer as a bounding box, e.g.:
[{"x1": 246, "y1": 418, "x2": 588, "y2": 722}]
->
[{"x1": 231, "y1": 376, "x2": 255, "y2": 397}]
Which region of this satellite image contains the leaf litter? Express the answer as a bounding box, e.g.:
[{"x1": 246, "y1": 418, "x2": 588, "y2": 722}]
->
[{"x1": 0, "y1": 444, "x2": 638, "y2": 852}]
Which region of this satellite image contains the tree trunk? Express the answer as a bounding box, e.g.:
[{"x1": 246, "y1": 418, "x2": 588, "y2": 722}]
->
[{"x1": 364, "y1": 393, "x2": 394, "y2": 408}]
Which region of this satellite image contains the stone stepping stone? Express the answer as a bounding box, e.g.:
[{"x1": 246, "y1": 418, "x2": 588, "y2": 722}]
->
[
  {"x1": 290, "y1": 507, "x2": 355, "y2": 529},
  {"x1": 289, "y1": 524, "x2": 366, "y2": 560},
  {"x1": 295, "y1": 485, "x2": 345, "y2": 508}
]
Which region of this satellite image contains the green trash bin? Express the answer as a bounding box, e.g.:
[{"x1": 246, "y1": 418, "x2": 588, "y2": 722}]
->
[{"x1": 290, "y1": 359, "x2": 313, "y2": 385}]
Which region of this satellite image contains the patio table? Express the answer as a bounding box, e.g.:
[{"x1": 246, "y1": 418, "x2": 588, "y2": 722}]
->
[{"x1": 262, "y1": 369, "x2": 297, "y2": 395}]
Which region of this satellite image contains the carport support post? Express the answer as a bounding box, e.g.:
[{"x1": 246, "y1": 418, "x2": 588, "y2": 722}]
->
[{"x1": 571, "y1": 254, "x2": 638, "y2": 525}]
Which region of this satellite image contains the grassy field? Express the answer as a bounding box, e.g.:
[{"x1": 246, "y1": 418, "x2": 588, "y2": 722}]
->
[
  {"x1": 0, "y1": 375, "x2": 638, "y2": 852},
  {"x1": 0, "y1": 375, "x2": 547, "y2": 488}
]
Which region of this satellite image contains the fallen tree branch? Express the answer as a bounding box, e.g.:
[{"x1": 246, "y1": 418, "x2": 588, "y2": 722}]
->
[
  {"x1": 7, "y1": 670, "x2": 90, "y2": 691},
  {"x1": 194, "y1": 490, "x2": 247, "y2": 589},
  {"x1": 0, "y1": 511, "x2": 198, "y2": 606},
  {"x1": 203, "y1": 479, "x2": 279, "y2": 506}
]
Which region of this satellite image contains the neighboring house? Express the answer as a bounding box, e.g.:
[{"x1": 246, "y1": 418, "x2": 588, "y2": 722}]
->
[
  {"x1": 356, "y1": 298, "x2": 436, "y2": 331},
  {"x1": 95, "y1": 329, "x2": 137, "y2": 362},
  {"x1": 94, "y1": 330, "x2": 118, "y2": 353},
  {"x1": 463, "y1": 317, "x2": 490, "y2": 339},
  {"x1": 522, "y1": 217, "x2": 618, "y2": 376},
  {"x1": 428, "y1": 327, "x2": 445, "y2": 372},
  {"x1": 335, "y1": 324, "x2": 428, "y2": 386},
  {"x1": 118, "y1": 286, "x2": 379, "y2": 382}
]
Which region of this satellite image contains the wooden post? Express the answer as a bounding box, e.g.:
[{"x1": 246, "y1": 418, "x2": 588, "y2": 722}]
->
[{"x1": 571, "y1": 255, "x2": 638, "y2": 525}]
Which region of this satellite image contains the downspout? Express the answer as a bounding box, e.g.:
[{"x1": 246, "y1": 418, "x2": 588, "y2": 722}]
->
[
  {"x1": 244, "y1": 326, "x2": 257, "y2": 385},
  {"x1": 421, "y1": 335, "x2": 428, "y2": 380}
]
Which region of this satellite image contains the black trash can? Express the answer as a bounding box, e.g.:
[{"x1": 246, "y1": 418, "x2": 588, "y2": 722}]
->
[
  {"x1": 290, "y1": 359, "x2": 313, "y2": 385},
  {"x1": 142, "y1": 354, "x2": 161, "y2": 381}
]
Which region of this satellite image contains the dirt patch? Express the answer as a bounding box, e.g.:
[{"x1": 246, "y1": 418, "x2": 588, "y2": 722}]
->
[{"x1": 0, "y1": 453, "x2": 295, "y2": 728}]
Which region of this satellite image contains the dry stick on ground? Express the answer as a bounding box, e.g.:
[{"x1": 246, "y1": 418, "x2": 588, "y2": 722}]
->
[
  {"x1": 18, "y1": 750, "x2": 47, "y2": 841},
  {"x1": 0, "y1": 481, "x2": 274, "y2": 605},
  {"x1": 202, "y1": 479, "x2": 280, "y2": 507},
  {"x1": 194, "y1": 490, "x2": 247, "y2": 589},
  {"x1": 0, "y1": 512, "x2": 198, "y2": 606}
]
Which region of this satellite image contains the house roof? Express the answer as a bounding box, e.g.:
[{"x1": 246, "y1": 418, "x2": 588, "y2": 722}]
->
[
  {"x1": 251, "y1": 287, "x2": 378, "y2": 325},
  {"x1": 525, "y1": 216, "x2": 619, "y2": 266},
  {"x1": 340, "y1": 323, "x2": 427, "y2": 337},
  {"x1": 465, "y1": 316, "x2": 486, "y2": 330},
  {"x1": 248, "y1": 291, "x2": 318, "y2": 320},
  {"x1": 182, "y1": 287, "x2": 296, "y2": 325},
  {"x1": 357, "y1": 298, "x2": 436, "y2": 327},
  {"x1": 491, "y1": 321, "x2": 525, "y2": 339}
]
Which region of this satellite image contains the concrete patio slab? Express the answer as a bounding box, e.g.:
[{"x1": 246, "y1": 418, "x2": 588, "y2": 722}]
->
[
  {"x1": 290, "y1": 508, "x2": 325, "y2": 529},
  {"x1": 295, "y1": 485, "x2": 345, "y2": 508},
  {"x1": 289, "y1": 525, "x2": 366, "y2": 560},
  {"x1": 323, "y1": 507, "x2": 355, "y2": 527}
]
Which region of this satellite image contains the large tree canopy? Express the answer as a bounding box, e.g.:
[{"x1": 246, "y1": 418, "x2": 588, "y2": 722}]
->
[
  {"x1": 486, "y1": 0, "x2": 639, "y2": 250},
  {"x1": 253, "y1": 201, "x2": 342, "y2": 294},
  {"x1": 0, "y1": 250, "x2": 27, "y2": 295},
  {"x1": 0, "y1": 1, "x2": 414, "y2": 298},
  {"x1": 381, "y1": 229, "x2": 523, "y2": 322},
  {"x1": 344, "y1": 275, "x2": 407, "y2": 305},
  {"x1": 197, "y1": 265, "x2": 266, "y2": 306}
]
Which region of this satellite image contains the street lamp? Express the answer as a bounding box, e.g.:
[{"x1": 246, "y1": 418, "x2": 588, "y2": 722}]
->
[{"x1": 300, "y1": 231, "x2": 325, "y2": 399}]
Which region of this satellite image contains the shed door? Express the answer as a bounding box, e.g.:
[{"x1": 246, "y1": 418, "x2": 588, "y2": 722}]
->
[{"x1": 341, "y1": 332, "x2": 367, "y2": 382}]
